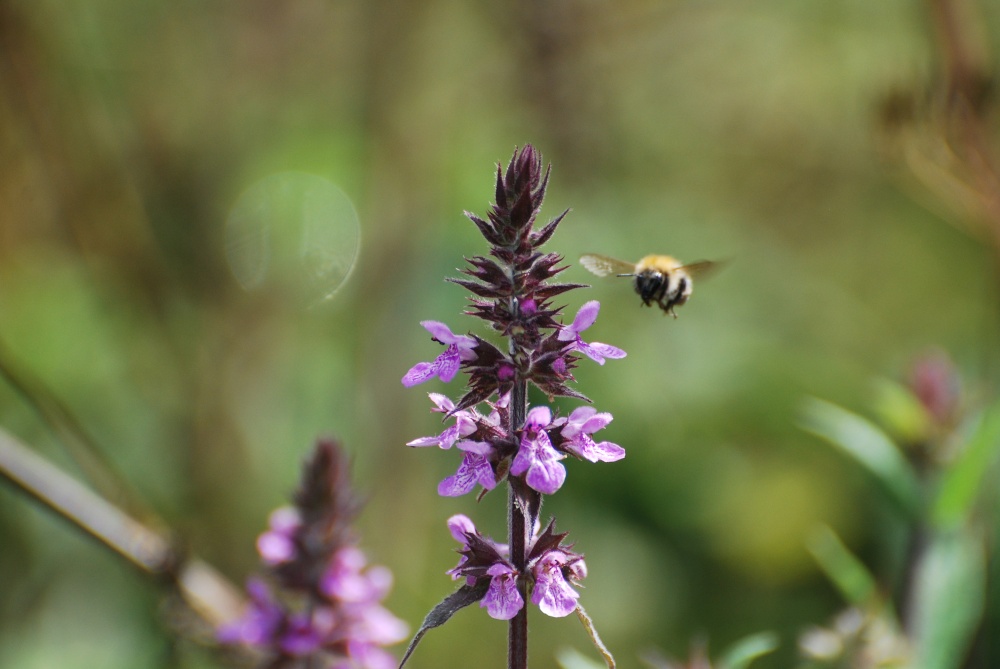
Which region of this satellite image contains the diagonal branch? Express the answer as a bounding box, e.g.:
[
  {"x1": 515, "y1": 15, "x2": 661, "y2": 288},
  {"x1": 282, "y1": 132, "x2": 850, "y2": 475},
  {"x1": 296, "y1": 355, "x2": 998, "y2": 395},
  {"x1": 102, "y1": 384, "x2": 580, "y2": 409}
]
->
[{"x1": 0, "y1": 427, "x2": 245, "y2": 629}]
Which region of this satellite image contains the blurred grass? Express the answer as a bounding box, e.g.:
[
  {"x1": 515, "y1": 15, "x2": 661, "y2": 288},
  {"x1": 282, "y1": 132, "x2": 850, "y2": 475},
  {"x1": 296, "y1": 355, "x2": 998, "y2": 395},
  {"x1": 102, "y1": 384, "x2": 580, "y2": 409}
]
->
[{"x1": 1, "y1": 1, "x2": 999, "y2": 668}]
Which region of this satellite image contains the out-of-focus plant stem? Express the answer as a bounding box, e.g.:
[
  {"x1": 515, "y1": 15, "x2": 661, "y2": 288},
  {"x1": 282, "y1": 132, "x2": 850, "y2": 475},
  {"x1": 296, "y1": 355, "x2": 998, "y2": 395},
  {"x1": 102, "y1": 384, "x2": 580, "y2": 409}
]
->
[{"x1": 0, "y1": 427, "x2": 245, "y2": 633}]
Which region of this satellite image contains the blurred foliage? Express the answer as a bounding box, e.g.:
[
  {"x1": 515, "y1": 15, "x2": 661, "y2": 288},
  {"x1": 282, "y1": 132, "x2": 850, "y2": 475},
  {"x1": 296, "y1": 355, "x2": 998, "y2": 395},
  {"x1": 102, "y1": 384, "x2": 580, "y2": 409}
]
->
[
  {"x1": 2, "y1": 1, "x2": 1000, "y2": 668},
  {"x1": 800, "y1": 378, "x2": 1000, "y2": 669}
]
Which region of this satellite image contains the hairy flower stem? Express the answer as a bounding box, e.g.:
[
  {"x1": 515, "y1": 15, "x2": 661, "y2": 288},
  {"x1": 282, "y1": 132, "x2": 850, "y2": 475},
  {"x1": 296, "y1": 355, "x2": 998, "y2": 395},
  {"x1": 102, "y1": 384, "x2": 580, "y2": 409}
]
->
[
  {"x1": 508, "y1": 492, "x2": 528, "y2": 669},
  {"x1": 508, "y1": 378, "x2": 528, "y2": 669}
]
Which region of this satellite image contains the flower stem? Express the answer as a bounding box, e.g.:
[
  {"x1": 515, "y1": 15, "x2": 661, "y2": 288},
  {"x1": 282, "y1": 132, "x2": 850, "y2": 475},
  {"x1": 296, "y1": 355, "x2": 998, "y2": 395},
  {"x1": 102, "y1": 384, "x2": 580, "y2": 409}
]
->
[{"x1": 508, "y1": 378, "x2": 528, "y2": 669}]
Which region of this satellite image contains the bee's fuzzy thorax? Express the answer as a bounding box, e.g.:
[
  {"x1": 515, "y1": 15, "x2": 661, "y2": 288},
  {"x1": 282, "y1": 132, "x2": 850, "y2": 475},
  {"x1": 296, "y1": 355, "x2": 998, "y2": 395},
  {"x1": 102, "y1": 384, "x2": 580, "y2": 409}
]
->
[{"x1": 635, "y1": 255, "x2": 683, "y2": 274}]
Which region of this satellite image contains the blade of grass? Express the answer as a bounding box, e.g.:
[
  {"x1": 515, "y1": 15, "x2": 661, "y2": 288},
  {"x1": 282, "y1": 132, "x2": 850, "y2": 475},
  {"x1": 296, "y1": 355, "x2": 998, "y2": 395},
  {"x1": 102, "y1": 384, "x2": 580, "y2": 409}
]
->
[
  {"x1": 799, "y1": 398, "x2": 922, "y2": 517},
  {"x1": 717, "y1": 631, "x2": 779, "y2": 669},
  {"x1": 806, "y1": 525, "x2": 877, "y2": 606},
  {"x1": 911, "y1": 529, "x2": 985, "y2": 669},
  {"x1": 933, "y1": 402, "x2": 1000, "y2": 529}
]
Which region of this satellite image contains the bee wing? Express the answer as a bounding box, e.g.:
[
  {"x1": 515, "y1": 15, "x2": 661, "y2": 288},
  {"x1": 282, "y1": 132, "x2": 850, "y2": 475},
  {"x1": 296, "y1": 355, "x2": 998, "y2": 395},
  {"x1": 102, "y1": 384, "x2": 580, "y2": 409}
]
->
[
  {"x1": 678, "y1": 260, "x2": 720, "y2": 278},
  {"x1": 579, "y1": 254, "x2": 636, "y2": 277}
]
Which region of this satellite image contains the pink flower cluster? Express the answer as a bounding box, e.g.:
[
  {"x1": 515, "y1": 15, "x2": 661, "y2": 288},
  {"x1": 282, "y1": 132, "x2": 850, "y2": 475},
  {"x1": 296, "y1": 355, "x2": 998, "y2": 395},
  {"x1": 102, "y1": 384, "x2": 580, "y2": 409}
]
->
[
  {"x1": 446, "y1": 514, "x2": 586, "y2": 620},
  {"x1": 220, "y1": 507, "x2": 408, "y2": 669},
  {"x1": 403, "y1": 302, "x2": 625, "y2": 498},
  {"x1": 219, "y1": 440, "x2": 407, "y2": 669}
]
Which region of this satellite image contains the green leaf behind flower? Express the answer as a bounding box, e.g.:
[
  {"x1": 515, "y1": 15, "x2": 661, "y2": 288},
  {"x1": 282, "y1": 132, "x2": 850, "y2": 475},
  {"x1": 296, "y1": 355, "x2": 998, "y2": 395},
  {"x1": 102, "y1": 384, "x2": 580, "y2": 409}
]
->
[{"x1": 799, "y1": 398, "x2": 922, "y2": 517}]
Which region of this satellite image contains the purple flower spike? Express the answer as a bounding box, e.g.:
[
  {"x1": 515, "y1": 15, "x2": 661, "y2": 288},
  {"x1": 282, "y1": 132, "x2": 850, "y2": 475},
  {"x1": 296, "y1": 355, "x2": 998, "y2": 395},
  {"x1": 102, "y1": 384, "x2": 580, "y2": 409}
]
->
[
  {"x1": 406, "y1": 393, "x2": 478, "y2": 449},
  {"x1": 511, "y1": 406, "x2": 567, "y2": 494},
  {"x1": 482, "y1": 563, "x2": 524, "y2": 620},
  {"x1": 557, "y1": 301, "x2": 627, "y2": 365},
  {"x1": 438, "y1": 442, "x2": 497, "y2": 496},
  {"x1": 218, "y1": 440, "x2": 408, "y2": 667},
  {"x1": 530, "y1": 551, "x2": 582, "y2": 618},
  {"x1": 402, "y1": 321, "x2": 478, "y2": 386},
  {"x1": 398, "y1": 148, "x2": 625, "y2": 639},
  {"x1": 558, "y1": 406, "x2": 625, "y2": 462}
]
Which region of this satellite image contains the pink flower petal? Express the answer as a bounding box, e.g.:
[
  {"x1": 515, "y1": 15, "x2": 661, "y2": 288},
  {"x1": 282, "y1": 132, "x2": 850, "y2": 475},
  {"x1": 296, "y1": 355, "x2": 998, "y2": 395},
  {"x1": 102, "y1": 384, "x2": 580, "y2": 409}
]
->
[
  {"x1": 428, "y1": 393, "x2": 455, "y2": 412},
  {"x1": 447, "y1": 514, "x2": 476, "y2": 543},
  {"x1": 438, "y1": 453, "x2": 495, "y2": 496},
  {"x1": 570, "y1": 300, "x2": 601, "y2": 333},
  {"x1": 482, "y1": 566, "x2": 523, "y2": 620},
  {"x1": 406, "y1": 435, "x2": 443, "y2": 448},
  {"x1": 525, "y1": 405, "x2": 552, "y2": 429},
  {"x1": 434, "y1": 347, "x2": 461, "y2": 383},
  {"x1": 456, "y1": 440, "x2": 492, "y2": 455},
  {"x1": 580, "y1": 412, "x2": 613, "y2": 434},
  {"x1": 587, "y1": 341, "x2": 626, "y2": 360},
  {"x1": 525, "y1": 458, "x2": 566, "y2": 494},
  {"x1": 401, "y1": 361, "x2": 436, "y2": 387},
  {"x1": 421, "y1": 320, "x2": 458, "y2": 344},
  {"x1": 531, "y1": 554, "x2": 580, "y2": 618},
  {"x1": 566, "y1": 435, "x2": 626, "y2": 463}
]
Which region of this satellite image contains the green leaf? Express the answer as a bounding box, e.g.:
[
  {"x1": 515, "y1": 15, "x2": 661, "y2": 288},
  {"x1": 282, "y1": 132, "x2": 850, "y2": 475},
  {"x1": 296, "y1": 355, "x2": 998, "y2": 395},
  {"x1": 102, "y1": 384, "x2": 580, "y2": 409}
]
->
[
  {"x1": 911, "y1": 529, "x2": 986, "y2": 669},
  {"x1": 933, "y1": 402, "x2": 1000, "y2": 529},
  {"x1": 799, "y1": 398, "x2": 922, "y2": 516},
  {"x1": 717, "y1": 631, "x2": 779, "y2": 669},
  {"x1": 806, "y1": 525, "x2": 877, "y2": 606}
]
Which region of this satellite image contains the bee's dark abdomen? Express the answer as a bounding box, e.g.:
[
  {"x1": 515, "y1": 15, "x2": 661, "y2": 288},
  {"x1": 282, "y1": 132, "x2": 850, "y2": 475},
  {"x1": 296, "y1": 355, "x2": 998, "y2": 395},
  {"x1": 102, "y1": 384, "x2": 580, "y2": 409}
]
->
[
  {"x1": 662, "y1": 276, "x2": 690, "y2": 312},
  {"x1": 674, "y1": 277, "x2": 688, "y2": 304}
]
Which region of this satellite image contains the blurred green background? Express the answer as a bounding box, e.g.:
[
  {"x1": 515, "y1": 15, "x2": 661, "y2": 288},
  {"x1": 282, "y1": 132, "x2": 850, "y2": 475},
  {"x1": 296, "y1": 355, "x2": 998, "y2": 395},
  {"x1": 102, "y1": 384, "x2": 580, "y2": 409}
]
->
[{"x1": 1, "y1": 0, "x2": 999, "y2": 667}]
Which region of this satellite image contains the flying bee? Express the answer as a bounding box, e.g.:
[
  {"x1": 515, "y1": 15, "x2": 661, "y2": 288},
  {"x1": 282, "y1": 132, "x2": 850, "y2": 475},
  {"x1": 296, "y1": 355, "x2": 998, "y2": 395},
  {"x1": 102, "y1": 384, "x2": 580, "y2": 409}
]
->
[{"x1": 579, "y1": 253, "x2": 717, "y2": 317}]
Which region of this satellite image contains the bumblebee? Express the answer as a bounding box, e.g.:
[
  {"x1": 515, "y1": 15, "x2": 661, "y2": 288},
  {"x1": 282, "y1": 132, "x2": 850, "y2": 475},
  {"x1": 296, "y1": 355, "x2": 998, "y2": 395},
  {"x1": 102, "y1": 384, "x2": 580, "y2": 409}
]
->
[{"x1": 579, "y1": 253, "x2": 716, "y2": 317}]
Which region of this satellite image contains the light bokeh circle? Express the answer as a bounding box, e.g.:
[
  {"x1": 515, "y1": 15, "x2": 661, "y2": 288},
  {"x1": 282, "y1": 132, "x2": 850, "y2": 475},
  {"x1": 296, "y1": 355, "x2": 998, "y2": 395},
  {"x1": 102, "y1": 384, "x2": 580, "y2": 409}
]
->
[{"x1": 225, "y1": 172, "x2": 360, "y2": 306}]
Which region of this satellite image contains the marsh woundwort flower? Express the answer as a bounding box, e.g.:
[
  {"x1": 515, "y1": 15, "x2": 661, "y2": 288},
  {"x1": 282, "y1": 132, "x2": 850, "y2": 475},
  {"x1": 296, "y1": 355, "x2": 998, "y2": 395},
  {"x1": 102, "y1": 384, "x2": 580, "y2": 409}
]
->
[
  {"x1": 401, "y1": 322, "x2": 478, "y2": 387},
  {"x1": 446, "y1": 515, "x2": 586, "y2": 621},
  {"x1": 399, "y1": 145, "x2": 623, "y2": 667},
  {"x1": 557, "y1": 300, "x2": 627, "y2": 365},
  {"x1": 510, "y1": 405, "x2": 567, "y2": 495},
  {"x1": 554, "y1": 406, "x2": 625, "y2": 463},
  {"x1": 219, "y1": 439, "x2": 408, "y2": 669},
  {"x1": 405, "y1": 393, "x2": 478, "y2": 450}
]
